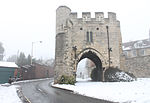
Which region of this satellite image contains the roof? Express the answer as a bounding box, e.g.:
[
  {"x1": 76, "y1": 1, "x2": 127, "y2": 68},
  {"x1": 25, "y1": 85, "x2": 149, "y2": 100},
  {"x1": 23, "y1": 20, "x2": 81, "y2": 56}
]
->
[
  {"x1": 0, "y1": 61, "x2": 18, "y2": 68},
  {"x1": 122, "y1": 39, "x2": 150, "y2": 50},
  {"x1": 21, "y1": 65, "x2": 33, "y2": 69}
]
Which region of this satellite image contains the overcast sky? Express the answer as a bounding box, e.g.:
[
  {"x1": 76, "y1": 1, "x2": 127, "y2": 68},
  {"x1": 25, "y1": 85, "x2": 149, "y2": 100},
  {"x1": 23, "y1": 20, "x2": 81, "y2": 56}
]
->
[{"x1": 0, "y1": 0, "x2": 150, "y2": 60}]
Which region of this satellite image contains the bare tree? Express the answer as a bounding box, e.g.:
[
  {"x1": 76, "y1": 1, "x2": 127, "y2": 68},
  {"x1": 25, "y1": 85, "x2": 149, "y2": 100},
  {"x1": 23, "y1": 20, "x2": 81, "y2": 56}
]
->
[{"x1": 7, "y1": 55, "x2": 17, "y2": 62}]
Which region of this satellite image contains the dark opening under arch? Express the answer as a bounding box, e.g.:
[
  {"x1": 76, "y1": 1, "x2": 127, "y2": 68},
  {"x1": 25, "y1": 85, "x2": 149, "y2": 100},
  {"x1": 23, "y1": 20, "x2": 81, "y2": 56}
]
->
[{"x1": 78, "y1": 51, "x2": 103, "y2": 81}]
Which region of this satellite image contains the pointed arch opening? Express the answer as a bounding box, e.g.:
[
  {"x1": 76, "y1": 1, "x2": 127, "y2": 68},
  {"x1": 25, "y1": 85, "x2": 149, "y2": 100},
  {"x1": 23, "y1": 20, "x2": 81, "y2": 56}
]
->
[{"x1": 76, "y1": 51, "x2": 103, "y2": 81}]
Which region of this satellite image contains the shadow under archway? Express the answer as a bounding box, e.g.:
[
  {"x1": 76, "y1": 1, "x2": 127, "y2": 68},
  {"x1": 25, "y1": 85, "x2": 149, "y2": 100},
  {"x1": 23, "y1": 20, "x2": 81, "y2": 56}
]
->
[{"x1": 78, "y1": 51, "x2": 103, "y2": 81}]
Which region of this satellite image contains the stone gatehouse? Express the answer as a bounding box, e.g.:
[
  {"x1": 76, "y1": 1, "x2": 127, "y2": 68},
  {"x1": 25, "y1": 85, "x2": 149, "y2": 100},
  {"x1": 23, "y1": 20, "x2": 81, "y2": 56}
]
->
[{"x1": 54, "y1": 6, "x2": 123, "y2": 83}]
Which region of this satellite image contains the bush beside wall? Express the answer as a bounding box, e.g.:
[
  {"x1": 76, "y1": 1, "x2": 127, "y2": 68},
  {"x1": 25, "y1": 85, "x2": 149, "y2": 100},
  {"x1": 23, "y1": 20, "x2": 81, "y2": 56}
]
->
[{"x1": 58, "y1": 75, "x2": 75, "y2": 85}]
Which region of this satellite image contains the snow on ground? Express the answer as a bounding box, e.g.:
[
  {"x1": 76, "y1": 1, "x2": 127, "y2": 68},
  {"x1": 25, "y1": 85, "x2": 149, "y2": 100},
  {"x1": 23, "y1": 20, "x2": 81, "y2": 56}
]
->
[
  {"x1": 0, "y1": 84, "x2": 22, "y2": 103},
  {"x1": 0, "y1": 78, "x2": 50, "y2": 103},
  {"x1": 52, "y1": 78, "x2": 150, "y2": 103},
  {"x1": 12, "y1": 78, "x2": 50, "y2": 84}
]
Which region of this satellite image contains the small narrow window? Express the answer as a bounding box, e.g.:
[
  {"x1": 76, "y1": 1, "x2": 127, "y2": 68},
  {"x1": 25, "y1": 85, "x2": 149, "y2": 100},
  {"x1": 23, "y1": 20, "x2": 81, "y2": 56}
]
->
[
  {"x1": 86, "y1": 31, "x2": 93, "y2": 43},
  {"x1": 90, "y1": 32, "x2": 93, "y2": 43},
  {"x1": 123, "y1": 51, "x2": 128, "y2": 57},
  {"x1": 139, "y1": 49, "x2": 145, "y2": 56},
  {"x1": 86, "y1": 32, "x2": 89, "y2": 42},
  {"x1": 96, "y1": 28, "x2": 99, "y2": 30},
  {"x1": 80, "y1": 28, "x2": 83, "y2": 30},
  {"x1": 132, "y1": 50, "x2": 137, "y2": 57}
]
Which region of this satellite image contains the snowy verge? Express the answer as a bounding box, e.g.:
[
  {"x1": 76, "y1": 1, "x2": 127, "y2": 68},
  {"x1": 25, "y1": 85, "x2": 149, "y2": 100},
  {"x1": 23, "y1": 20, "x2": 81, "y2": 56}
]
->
[
  {"x1": 0, "y1": 78, "x2": 52, "y2": 103},
  {"x1": 52, "y1": 78, "x2": 150, "y2": 103},
  {"x1": 0, "y1": 84, "x2": 22, "y2": 103},
  {"x1": 12, "y1": 78, "x2": 52, "y2": 84}
]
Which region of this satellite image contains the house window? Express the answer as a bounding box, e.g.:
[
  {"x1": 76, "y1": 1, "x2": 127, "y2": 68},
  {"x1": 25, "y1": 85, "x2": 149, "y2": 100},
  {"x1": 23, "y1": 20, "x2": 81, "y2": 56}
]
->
[
  {"x1": 139, "y1": 49, "x2": 145, "y2": 56},
  {"x1": 123, "y1": 51, "x2": 128, "y2": 57},
  {"x1": 96, "y1": 28, "x2": 99, "y2": 30},
  {"x1": 80, "y1": 28, "x2": 83, "y2": 30},
  {"x1": 86, "y1": 31, "x2": 93, "y2": 43},
  {"x1": 132, "y1": 50, "x2": 137, "y2": 57}
]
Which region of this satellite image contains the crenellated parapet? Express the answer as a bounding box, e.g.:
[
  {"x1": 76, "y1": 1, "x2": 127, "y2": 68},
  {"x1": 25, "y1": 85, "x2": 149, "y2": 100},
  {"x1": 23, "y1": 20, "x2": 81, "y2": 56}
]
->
[
  {"x1": 56, "y1": 6, "x2": 119, "y2": 34},
  {"x1": 69, "y1": 11, "x2": 117, "y2": 22},
  {"x1": 56, "y1": 6, "x2": 118, "y2": 28}
]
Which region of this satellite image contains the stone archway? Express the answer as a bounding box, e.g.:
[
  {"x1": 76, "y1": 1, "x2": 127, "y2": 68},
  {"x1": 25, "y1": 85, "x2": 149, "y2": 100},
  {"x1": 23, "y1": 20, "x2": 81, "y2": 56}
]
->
[{"x1": 77, "y1": 50, "x2": 103, "y2": 81}]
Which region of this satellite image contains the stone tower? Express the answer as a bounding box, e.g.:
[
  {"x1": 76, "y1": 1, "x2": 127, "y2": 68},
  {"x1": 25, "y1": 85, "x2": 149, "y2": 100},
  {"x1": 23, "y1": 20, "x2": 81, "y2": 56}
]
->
[{"x1": 54, "y1": 6, "x2": 123, "y2": 83}]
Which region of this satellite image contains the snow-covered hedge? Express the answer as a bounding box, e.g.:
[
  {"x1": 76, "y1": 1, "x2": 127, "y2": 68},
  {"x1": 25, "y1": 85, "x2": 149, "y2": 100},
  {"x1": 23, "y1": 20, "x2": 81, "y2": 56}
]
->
[{"x1": 104, "y1": 67, "x2": 136, "y2": 82}]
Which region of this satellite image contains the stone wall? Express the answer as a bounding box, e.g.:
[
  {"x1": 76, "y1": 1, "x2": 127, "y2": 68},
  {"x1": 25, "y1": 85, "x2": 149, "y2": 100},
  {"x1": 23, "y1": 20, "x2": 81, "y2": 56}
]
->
[{"x1": 123, "y1": 55, "x2": 150, "y2": 77}]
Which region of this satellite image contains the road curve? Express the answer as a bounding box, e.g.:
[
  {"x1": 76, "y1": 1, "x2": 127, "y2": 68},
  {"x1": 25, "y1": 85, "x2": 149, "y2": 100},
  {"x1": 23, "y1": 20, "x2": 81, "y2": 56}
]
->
[{"x1": 19, "y1": 78, "x2": 115, "y2": 103}]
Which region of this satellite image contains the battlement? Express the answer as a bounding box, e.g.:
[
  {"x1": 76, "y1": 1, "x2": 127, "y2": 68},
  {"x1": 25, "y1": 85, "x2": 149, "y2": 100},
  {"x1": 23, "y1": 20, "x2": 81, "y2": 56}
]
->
[
  {"x1": 69, "y1": 11, "x2": 117, "y2": 22},
  {"x1": 82, "y1": 12, "x2": 91, "y2": 21},
  {"x1": 70, "y1": 12, "x2": 77, "y2": 18},
  {"x1": 95, "y1": 12, "x2": 104, "y2": 21},
  {"x1": 57, "y1": 6, "x2": 117, "y2": 23},
  {"x1": 108, "y1": 12, "x2": 116, "y2": 21}
]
